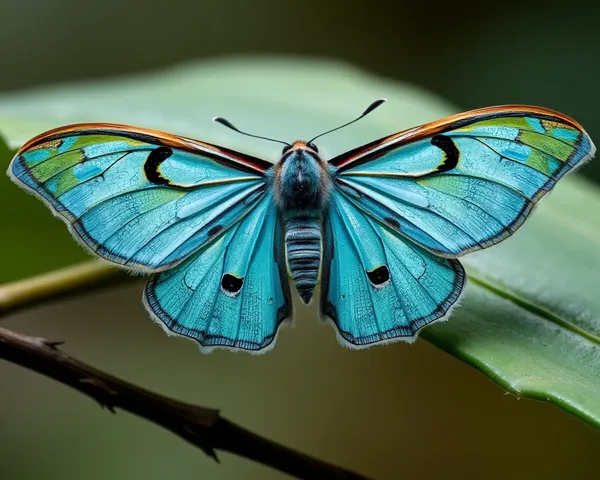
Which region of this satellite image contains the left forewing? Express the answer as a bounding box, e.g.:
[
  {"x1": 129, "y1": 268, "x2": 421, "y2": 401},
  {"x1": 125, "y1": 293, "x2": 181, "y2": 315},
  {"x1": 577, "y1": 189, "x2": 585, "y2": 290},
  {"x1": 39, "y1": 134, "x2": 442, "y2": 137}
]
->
[{"x1": 9, "y1": 124, "x2": 271, "y2": 272}]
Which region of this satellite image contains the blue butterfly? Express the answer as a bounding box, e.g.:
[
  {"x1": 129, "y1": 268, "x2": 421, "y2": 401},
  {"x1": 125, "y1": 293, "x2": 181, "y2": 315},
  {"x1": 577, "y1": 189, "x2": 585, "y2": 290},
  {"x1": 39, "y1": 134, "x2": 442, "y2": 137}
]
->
[{"x1": 8, "y1": 101, "x2": 595, "y2": 352}]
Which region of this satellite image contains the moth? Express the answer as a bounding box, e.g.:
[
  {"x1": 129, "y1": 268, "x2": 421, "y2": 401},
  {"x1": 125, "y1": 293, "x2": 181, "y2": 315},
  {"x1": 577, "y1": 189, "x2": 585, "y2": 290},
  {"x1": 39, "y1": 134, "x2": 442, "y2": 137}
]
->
[{"x1": 8, "y1": 100, "x2": 595, "y2": 353}]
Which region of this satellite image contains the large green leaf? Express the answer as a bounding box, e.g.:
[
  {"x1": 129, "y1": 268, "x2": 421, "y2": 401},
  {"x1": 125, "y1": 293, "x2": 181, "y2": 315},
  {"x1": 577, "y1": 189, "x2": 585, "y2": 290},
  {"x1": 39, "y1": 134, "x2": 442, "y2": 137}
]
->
[{"x1": 1, "y1": 57, "x2": 599, "y2": 427}]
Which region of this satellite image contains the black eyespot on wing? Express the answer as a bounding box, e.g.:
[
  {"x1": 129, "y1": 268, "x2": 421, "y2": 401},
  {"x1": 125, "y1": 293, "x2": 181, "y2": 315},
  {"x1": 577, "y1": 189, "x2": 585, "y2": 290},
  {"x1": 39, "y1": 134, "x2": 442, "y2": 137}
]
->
[
  {"x1": 431, "y1": 135, "x2": 459, "y2": 172},
  {"x1": 144, "y1": 146, "x2": 173, "y2": 185},
  {"x1": 384, "y1": 217, "x2": 400, "y2": 230},
  {"x1": 208, "y1": 225, "x2": 224, "y2": 238},
  {"x1": 221, "y1": 273, "x2": 244, "y2": 295},
  {"x1": 367, "y1": 265, "x2": 390, "y2": 286}
]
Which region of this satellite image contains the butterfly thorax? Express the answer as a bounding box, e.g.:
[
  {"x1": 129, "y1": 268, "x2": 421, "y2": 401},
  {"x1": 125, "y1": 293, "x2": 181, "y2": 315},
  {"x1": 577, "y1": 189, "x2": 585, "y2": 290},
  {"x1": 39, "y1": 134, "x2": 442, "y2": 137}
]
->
[{"x1": 275, "y1": 141, "x2": 330, "y2": 304}]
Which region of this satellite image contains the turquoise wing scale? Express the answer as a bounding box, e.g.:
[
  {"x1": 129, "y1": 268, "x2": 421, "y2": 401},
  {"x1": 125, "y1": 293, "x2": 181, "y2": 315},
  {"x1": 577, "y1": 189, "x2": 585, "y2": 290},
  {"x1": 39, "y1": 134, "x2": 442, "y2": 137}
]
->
[
  {"x1": 321, "y1": 193, "x2": 465, "y2": 347},
  {"x1": 9, "y1": 123, "x2": 271, "y2": 272},
  {"x1": 9, "y1": 123, "x2": 291, "y2": 350},
  {"x1": 331, "y1": 106, "x2": 596, "y2": 257},
  {"x1": 324, "y1": 106, "x2": 595, "y2": 346},
  {"x1": 145, "y1": 193, "x2": 292, "y2": 352}
]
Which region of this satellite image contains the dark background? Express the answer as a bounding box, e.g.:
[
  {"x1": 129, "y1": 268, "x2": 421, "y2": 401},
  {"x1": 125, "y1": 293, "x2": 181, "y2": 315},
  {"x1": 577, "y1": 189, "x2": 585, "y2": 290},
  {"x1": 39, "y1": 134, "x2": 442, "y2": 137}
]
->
[
  {"x1": 1, "y1": 1, "x2": 600, "y2": 479},
  {"x1": 2, "y1": 1, "x2": 599, "y2": 183},
  {"x1": 3, "y1": 0, "x2": 599, "y2": 177}
]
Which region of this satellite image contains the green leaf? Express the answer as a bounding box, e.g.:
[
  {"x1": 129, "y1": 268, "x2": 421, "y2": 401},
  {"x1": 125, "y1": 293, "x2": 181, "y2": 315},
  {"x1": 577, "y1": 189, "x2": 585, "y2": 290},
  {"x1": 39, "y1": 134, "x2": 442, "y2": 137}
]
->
[{"x1": 1, "y1": 57, "x2": 599, "y2": 427}]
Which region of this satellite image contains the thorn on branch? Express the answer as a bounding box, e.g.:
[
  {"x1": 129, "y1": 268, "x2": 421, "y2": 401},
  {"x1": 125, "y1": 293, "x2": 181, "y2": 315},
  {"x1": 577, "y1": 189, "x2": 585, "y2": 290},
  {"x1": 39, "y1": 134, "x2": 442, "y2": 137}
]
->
[
  {"x1": 44, "y1": 339, "x2": 65, "y2": 349},
  {"x1": 101, "y1": 402, "x2": 117, "y2": 414},
  {"x1": 182, "y1": 423, "x2": 220, "y2": 461},
  {"x1": 79, "y1": 377, "x2": 118, "y2": 413}
]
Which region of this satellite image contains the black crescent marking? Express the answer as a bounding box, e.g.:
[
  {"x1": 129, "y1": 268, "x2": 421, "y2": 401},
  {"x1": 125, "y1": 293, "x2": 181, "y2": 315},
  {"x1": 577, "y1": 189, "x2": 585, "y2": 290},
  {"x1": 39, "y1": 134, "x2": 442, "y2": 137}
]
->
[
  {"x1": 221, "y1": 273, "x2": 244, "y2": 295},
  {"x1": 431, "y1": 135, "x2": 460, "y2": 172},
  {"x1": 144, "y1": 146, "x2": 174, "y2": 185},
  {"x1": 367, "y1": 265, "x2": 390, "y2": 286},
  {"x1": 330, "y1": 110, "x2": 578, "y2": 171},
  {"x1": 24, "y1": 128, "x2": 272, "y2": 174}
]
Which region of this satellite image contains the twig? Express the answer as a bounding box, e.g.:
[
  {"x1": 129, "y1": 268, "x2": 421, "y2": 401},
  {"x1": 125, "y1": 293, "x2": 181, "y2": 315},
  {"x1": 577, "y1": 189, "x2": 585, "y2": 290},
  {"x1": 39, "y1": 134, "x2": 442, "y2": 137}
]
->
[
  {"x1": 0, "y1": 327, "x2": 369, "y2": 479},
  {"x1": 0, "y1": 260, "x2": 130, "y2": 317}
]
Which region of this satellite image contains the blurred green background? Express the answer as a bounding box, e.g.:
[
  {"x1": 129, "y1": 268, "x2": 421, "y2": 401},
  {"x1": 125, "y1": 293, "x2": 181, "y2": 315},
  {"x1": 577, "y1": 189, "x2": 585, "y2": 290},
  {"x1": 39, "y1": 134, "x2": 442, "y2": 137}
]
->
[{"x1": 1, "y1": 1, "x2": 600, "y2": 479}]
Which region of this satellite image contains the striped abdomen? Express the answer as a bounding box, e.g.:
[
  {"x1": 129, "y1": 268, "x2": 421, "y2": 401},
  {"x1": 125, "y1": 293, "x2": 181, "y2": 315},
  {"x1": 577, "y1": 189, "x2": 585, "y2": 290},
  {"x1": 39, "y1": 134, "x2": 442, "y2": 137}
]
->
[{"x1": 284, "y1": 213, "x2": 321, "y2": 304}]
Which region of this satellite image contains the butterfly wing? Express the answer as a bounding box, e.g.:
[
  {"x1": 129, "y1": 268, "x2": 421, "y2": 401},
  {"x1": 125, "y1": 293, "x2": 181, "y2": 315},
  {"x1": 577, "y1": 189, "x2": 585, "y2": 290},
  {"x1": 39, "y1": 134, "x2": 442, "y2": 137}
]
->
[
  {"x1": 144, "y1": 194, "x2": 292, "y2": 352},
  {"x1": 331, "y1": 105, "x2": 596, "y2": 257},
  {"x1": 322, "y1": 105, "x2": 593, "y2": 345},
  {"x1": 9, "y1": 124, "x2": 272, "y2": 272},
  {"x1": 321, "y1": 192, "x2": 465, "y2": 347}
]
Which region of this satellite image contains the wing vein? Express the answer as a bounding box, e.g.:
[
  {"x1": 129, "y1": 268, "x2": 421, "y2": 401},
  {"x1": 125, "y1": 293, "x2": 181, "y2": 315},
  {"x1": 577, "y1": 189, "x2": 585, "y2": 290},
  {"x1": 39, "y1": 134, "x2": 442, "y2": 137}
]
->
[
  {"x1": 331, "y1": 198, "x2": 382, "y2": 335},
  {"x1": 418, "y1": 183, "x2": 508, "y2": 231},
  {"x1": 232, "y1": 207, "x2": 271, "y2": 345},
  {"x1": 87, "y1": 193, "x2": 185, "y2": 247},
  {"x1": 202, "y1": 225, "x2": 243, "y2": 342},
  {"x1": 365, "y1": 217, "x2": 410, "y2": 325},
  {"x1": 170, "y1": 238, "x2": 232, "y2": 339},
  {"x1": 336, "y1": 181, "x2": 460, "y2": 252},
  {"x1": 451, "y1": 129, "x2": 577, "y2": 150},
  {"x1": 56, "y1": 151, "x2": 133, "y2": 201},
  {"x1": 124, "y1": 184, "x2": 265, "y2": 266},
  {"x1": 345, "y1": 178, "x2": 484, "y2": 248},
  {"x1": 38, "y1": 149, "x2": 150, "y2": 185},
  {"x1": 465, "y1": 136, "x2": 553, "y2": 178}
]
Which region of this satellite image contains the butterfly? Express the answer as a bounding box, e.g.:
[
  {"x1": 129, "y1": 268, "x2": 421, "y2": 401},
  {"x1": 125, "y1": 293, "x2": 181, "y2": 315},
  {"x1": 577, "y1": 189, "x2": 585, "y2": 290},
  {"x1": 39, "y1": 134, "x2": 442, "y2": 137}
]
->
[{"x1": 7, "y1": 100, "x2": 595, "y2": 353}]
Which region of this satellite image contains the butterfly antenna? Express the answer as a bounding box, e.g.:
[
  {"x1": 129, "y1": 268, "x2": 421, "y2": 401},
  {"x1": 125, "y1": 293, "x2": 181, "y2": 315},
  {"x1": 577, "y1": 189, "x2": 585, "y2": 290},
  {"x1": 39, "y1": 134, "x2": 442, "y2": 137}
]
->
[
  {"x1": 307, "y1": 98, "x2": 387, "y2": 144},
  {"x1": 213, "y1": 117, "x2": 291, "y2": 147}
]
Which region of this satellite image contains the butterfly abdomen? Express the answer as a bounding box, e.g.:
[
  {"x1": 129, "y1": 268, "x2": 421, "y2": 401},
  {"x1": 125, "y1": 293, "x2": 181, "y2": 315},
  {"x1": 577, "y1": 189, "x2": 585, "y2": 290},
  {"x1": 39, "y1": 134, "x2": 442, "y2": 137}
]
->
[
  {"x1": 284, "y1": 211, "x2": 321, "y2": 304},
  {"x1": 275, "y1": 142, "x2": 329, "y2": 304}
]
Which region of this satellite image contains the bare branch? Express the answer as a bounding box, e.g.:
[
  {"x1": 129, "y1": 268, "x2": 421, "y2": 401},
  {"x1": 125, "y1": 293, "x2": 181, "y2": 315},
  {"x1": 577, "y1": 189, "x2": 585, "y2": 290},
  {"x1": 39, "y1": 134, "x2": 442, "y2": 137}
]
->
[{"x1": 0, "y1": 326, "x2": 369, "y2": 479}]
